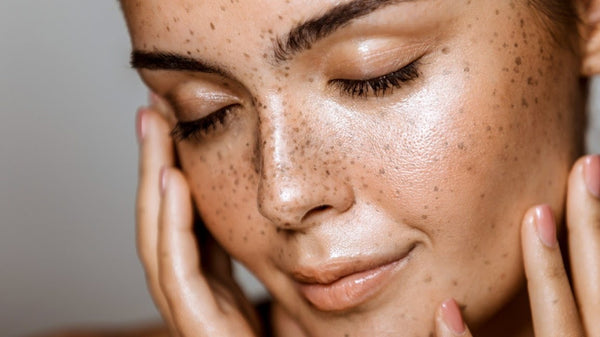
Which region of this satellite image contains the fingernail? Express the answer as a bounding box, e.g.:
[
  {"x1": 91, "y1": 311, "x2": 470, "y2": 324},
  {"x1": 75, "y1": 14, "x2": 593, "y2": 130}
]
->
[
  {"x1": 136, "y1": 107, "x2": 148, "y2": 143},
  {"x1": 535, "y1": 205, "x2": 557, "y2": 248},
  {"x1": 584, "y1": 155, "x2": 600, "y2": 199},
  {"x1": 160, "y1": 167, "x2": 168, "y2": 195},
  {"x1": 441, "y1": 299, "x2": 465, "y2": 334}
]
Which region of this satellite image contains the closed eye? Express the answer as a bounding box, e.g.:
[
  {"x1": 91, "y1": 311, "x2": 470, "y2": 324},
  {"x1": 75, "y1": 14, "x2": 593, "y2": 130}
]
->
[
  {"x1": 329, "y1": 58, "x2": 421, "y2": 98},
  {"x1": 170, "y1": 104, "x2": 239, "y2": 142}
]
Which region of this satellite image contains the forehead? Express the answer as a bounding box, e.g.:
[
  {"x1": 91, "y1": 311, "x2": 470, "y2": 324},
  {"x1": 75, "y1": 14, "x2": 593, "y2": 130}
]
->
[{"x1": 122, "y1": 0, "x2": 436, "y2": 54}]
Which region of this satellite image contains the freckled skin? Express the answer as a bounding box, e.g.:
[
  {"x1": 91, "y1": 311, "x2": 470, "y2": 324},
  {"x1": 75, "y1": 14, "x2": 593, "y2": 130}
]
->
[{"x1": 123, "y1": 1, "x2": 584, "y2": 336}]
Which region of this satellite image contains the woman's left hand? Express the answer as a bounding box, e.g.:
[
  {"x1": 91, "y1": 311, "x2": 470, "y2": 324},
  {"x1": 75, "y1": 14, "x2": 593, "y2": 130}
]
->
[{"x1": 435, "y1": 155, "x2": 600, "y2": 337}]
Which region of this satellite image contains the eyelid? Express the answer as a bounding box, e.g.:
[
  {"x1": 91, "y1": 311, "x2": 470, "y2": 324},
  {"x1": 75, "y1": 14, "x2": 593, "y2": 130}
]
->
[
  {"x1": 324, "y1": 38, "x2": 429, "y2": 79},
  {"x1": 168, "y1": 87, "x2": 240, "y2": 121}
]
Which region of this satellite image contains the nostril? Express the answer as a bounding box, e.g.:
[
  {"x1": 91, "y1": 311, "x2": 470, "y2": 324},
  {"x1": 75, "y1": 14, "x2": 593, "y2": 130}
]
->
[
  {"x1": 313, "y1": 205, "x2": 330, "y2": 212},
  {"x1": 301, "y1": 204, "x2": 332, "y2": 222}
]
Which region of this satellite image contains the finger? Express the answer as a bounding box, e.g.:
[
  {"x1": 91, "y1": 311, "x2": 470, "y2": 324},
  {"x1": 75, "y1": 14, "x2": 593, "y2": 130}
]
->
[
  {"x1": 201, "y1": 227, "x2": 233, "y2": 284},
  {"x1": 521, "y1": 205, "x2": 585, "y2": 337},
  {"x1": 136, "y1": 107, "x2": 174, "y2": 269},
  {"x1": 135, "y1": 107, "x2": 176, "y2": 328},
  {"x1": 567, "y1": 155, "x2": 600, "y2": 337},
  {"x1": 158, "y1": 168, "x2": 223, "y2": 334},
  {"x1": 583, "y1": 27, "x2": 600, "y2": 76},
  {"x1": 435, "y1": 298, "x2": 473, "y2": 337}
]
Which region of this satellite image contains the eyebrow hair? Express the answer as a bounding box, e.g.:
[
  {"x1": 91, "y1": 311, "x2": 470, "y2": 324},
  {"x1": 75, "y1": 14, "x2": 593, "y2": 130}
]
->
[
  {"x1": 273, "y1": 0, "x2": 411, "y2": 62},
  {"x1": 130, "y1": 51, "x2": 231, "y2": 78}
]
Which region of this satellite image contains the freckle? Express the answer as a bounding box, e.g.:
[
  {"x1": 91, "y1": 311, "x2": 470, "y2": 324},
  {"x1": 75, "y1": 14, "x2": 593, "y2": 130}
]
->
[
  {"x1": 464, "y1": 66, "x2": 470, "y2": 73},
  {"x1": 480, "y1": 193, "x2": 486, "y2": 199},
  {"x1": 210, "y1": 22, "x2": 215, "y2": 30},
  {"x1": 424, "y1": 275, "x2": 432, "y2": 283},
  {"x1": 421, "y1": 215, "x2": 428, "y2": 220},
  {"x1": 457, "y1": 142, "x2": 466, "y2": 150},
  {"x1": 442, "y1": 47, "x2": 450, "y2": 54},
  {"x1": 166, "y1": 25, "x2": 170, "y2": 32},
  {"x1": 452, "y1": 280, "x2": 458, "y2": 286},
  {"x1": 189, "y1": 29, "x2": 195, "y2": 35},
  {"x1": 244, "y1": 53, "x2": 250, "y2": 58},
  {"x1": 515, "y1": 56, "x2": 522, "y2": 66},
  {"x1": 484, "y1": 260, "x2": 491, "y2": 265}
]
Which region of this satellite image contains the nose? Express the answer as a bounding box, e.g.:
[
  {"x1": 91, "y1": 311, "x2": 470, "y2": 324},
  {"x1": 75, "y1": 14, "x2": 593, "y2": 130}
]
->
[{"x1": 256, "y1": 99, "x2": 354, "y2": 231}]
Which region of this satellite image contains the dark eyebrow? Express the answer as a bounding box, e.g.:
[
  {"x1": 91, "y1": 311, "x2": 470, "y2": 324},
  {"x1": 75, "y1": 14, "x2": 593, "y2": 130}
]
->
[
  {"x1": 274, "y1": 0, "x2": 413, "y2": 62},
  {"x1": 130, "y1": 51, "x2": 231, "y2": 78}
]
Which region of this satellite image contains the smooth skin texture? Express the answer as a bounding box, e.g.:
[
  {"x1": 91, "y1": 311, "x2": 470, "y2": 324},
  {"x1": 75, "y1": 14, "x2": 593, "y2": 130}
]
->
[{"x1": 125, "y1": 0, "x2": 600, "y2": 336}]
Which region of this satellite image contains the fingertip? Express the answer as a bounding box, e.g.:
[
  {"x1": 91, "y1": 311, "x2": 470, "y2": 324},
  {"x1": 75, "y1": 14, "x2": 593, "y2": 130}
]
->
[
  {"x1": 436, "y1": 298, "x2": 470, "y2": 336},
  {"x1": 160, "y1": 167, "x2": 191, "y2": 198},
  {"x1": 160, "y1": 166, "x2": 168, "y2": 196},
  {"x1": 583, "y1": 154, "x2": 600, "y2": 199},
  {"x1": 441, "y1": 299, "x2": 466, "y2": 334},
  {"x1": 535, "y1": 205, "x2": 558, "y2": 248},
  {"x1": 136, "y1": 106, "x2": 149, "y2": 143}
]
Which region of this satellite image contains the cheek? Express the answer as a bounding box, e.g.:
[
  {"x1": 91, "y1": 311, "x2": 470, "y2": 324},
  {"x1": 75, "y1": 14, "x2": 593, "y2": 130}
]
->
[
  {"x1": 176, "y1": 138, "x2": 270, "y2": 265},
  {"x1": 350, "y1": 6, "x2": 580, "y2": 324}
]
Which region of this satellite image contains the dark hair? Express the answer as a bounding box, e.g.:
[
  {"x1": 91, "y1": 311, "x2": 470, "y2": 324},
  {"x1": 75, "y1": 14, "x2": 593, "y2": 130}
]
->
[{"x1": 529, "y1": 0, "x2": 580, "y2": 50}]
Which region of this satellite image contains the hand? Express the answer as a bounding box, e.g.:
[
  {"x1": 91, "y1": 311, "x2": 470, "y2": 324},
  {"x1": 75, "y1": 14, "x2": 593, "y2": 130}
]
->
[
  {"x1": 135, "y1": 100, "x2": 261, "y2": 337},
  {"x1": 434, "y1": 155, "x2": 600, "y2": 337}
]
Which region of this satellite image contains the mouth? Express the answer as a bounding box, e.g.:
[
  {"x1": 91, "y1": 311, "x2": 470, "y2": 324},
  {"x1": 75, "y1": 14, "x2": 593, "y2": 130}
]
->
[{"x1": 292, "y1": 244, "x2": 416, "y2": 312}]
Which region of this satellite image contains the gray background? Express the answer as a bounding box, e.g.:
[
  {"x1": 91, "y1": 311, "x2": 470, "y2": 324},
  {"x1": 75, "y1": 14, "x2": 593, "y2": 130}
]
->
[{"x1": 1, "y1": 1, "x2": 599, "y2": 337}]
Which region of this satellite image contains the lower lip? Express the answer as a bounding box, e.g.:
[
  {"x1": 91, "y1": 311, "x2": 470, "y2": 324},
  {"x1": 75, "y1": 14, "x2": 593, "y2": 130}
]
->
[{"x1": 296, "y1": 253, "x2": 412, "y2": 312}]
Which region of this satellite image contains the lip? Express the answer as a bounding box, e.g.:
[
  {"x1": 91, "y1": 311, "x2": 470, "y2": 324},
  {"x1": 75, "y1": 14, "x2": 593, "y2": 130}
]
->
[{"x1": 293, "y1": 244, "x2": 415, "y2": 312}]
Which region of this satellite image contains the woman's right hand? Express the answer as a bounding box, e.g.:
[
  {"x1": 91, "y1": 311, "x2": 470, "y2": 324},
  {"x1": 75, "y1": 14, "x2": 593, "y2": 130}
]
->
[{"x1": 135, "y1": 101, "x2": 261, "y2": 337}]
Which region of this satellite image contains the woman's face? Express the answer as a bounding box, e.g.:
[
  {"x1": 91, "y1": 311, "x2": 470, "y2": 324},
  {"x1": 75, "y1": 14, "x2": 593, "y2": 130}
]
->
[{"x1": 124, "y1": 0, "x2": 583, "y2": 335}]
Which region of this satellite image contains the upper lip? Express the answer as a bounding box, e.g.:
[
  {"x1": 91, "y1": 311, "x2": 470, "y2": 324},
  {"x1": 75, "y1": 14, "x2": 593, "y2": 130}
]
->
[{"x1": 290, "y1": 243, "x2": 416, "y2": 285}]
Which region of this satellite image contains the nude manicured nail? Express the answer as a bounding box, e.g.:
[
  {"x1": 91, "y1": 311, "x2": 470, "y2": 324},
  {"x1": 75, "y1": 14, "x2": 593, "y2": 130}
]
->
[
  {"x1": 534, "y1": 205, "x2": 557, "y2": 248},
  {"x1": 160, "y1": 167, "x2": 168, "y2": 195},
  {"x1": 136, "y1": 107, "x2": 147, "y2": 142},
  {"x1": 441, "y1": 299, "x2": 465, "y2": 334},
  {"x1": 584, "y1": 155, "x2": 600, "y2": 198}
]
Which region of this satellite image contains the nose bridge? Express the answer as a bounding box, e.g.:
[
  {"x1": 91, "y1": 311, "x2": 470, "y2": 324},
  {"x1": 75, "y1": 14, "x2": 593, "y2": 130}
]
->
[{"x1": 256, "y1": 93, "x2": 352, "y2": 229}]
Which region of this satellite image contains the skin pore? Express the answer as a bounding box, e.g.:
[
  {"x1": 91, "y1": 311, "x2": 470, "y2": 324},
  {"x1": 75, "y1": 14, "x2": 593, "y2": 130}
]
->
[{"x1": 123, "y1": 0, "x2": 585, "y2": 336}]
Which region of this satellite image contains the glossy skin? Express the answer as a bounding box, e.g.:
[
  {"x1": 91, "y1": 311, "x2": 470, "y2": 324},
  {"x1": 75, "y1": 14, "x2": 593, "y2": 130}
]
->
[{"x1": 123, "y1": 0, "x2": 596, "y2": 336}]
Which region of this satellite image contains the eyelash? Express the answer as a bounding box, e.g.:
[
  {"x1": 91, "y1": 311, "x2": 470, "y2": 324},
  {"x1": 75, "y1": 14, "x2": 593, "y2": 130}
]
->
[
  {"x1": 171, "y1": 59, "x2": 422, "y2": 142},
  {"x1": 170, "y1": 104, "x2": 238, "y2": 142},
  {"x1": 330, "y1": 59, "x2": 421, "y2": 98}
]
